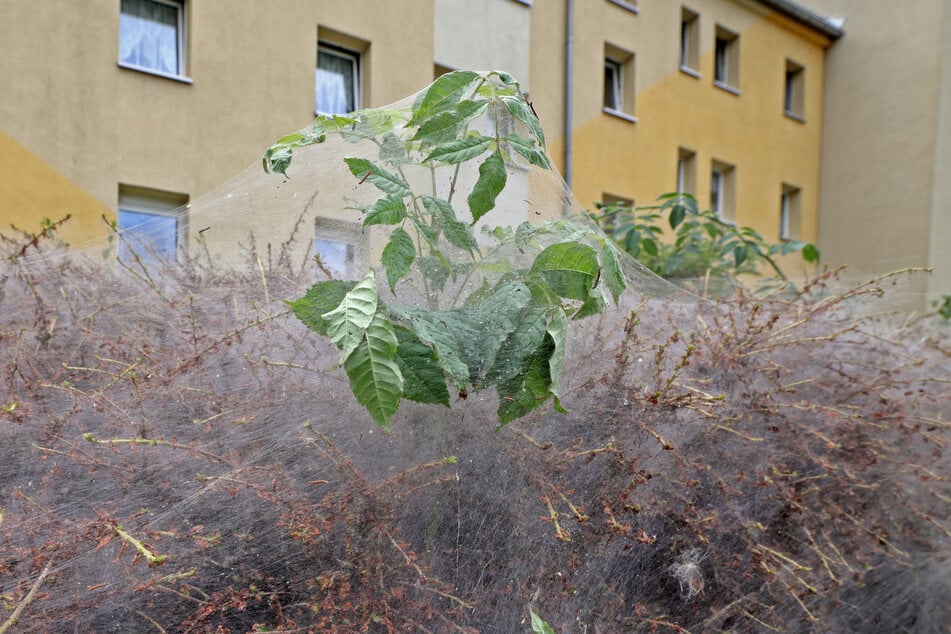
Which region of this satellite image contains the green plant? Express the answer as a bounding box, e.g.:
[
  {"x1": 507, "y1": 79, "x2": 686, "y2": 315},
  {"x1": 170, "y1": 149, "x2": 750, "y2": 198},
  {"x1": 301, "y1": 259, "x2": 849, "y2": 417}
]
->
[
  {"x1": 935, "y1": 294, "x2": 951, "y2": 321},
  {"x1": 593, "y1": 192, "x2": 819, "y2": 281},
  {"x1": 264, "y1": 71, "x2": 627, "y2": 429}
]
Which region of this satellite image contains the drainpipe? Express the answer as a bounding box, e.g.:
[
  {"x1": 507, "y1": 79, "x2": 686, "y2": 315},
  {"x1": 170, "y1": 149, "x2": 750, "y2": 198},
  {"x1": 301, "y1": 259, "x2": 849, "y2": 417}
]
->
[{"x1": 564, "y1": 0, "x2": 574, "y2": 188}]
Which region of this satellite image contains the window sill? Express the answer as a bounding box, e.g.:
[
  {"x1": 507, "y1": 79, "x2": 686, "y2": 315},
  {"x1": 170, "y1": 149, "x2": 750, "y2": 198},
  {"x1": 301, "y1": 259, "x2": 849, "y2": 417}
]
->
[
  {"x1": 603, "y1": 107, "x2": 638, "y2": 123},
  {"x1": 607, "y1": 0, "x2": 639, "y2": 14},
  {"x1": 713, "y1": 80, "x2": 740, "y2": 96},
  {"x1": 784, "y1": 110, "x2": 806, "y2": 123},
  {"x1": 679, "y1": 65, "x2": 701, "y2": 79},
  {"x1": 118, "y1": 62, "x2": 193, "y2": 84},
  {"x1": 510, "y1": 0, "x2": 532, "y2": 5}
]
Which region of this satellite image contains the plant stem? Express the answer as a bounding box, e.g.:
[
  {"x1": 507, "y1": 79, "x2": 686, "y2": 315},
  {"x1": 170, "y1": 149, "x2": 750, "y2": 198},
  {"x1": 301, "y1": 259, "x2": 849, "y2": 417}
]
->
[{"x1": 0, "y1": 561, "x2": 54, "y2": 634}]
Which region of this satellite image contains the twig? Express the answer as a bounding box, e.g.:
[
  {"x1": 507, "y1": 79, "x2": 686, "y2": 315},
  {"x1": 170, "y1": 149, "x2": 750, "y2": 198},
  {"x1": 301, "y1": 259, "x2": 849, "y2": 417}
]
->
[
  {"x1": 114, "y1": 524, "x2": 166, "y2": 567},
  {"x1": 0, "y1": 560, "x2": 54, "y2": 634},
  {"x1": 134, "y1": 610, "x2": 168, "y2": 633}
]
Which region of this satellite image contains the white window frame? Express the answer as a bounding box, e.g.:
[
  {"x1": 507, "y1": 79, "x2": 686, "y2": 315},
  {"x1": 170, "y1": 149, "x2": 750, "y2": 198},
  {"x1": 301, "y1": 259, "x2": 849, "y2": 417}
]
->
[
  {"x1": 784, "y1": 59, "x2": 805, "y2": 120},
  {"x1": 677, "y1": 148, "x2": 697, "y2": 195},
  {"x1": 117, "y1": 186, "x2": 188, "y2": 262},
  {"x1": 714, "y1": 25, "x2": 740, "y2": 94},
  {"x1": 680, "y1": 7, "x2": 700, "y2": 76},
  {"x1": 780, "y1": 184, "x2": 801, "y2": 241},
  {"x1": 604, "y1": 58, "x2": 623, "y2": 111},
  {"x1": 711, "y1": 160, "x2": 735, "y2": 222},
  {"x1": 603, "y1": 43, "x2": 637, "y2": 122},
  {"x1": 118, "y1": 0, "x2": 191, "y2": 83},
  {"x1": 316, "y1": 42, "x2": 361, "y2": 116}
]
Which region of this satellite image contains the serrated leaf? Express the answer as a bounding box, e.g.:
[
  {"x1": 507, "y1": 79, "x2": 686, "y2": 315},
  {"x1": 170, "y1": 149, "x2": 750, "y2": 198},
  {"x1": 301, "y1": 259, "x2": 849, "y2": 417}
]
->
[
  {"x1": 483, "y1": 307, "x2": 546, "y2": 387},
  {"x1": 530, "y1": 242, "x2": 600, "y2": 301},
  {"x1": 600, "y1": 240, "x2": 627, "y2": 304},
  {"x1": 497, "y1": 333, "x2": 555, "y2": 425},
  {"x1": 411, "y1": 111, "x2": 465, "y2": 144},
  {"x1": 468, "y1": 151, "x2": 507, "y2": 224},
  {"x1": 573, "y1": 286, "x2": 607, "y2": 320},
  {"x1": 288, "y1": 280, "x2": 357, "y2": 337},
  {"x1": 264, "y1": 147, "x2": 293, "y2": 175},
  {"x1": 379, "y1": 132, "x2": 408, "y2": 166},
  {"x1": 502, "y1": 134, "x2": 552, "y2": 169},
  {"x1": 381, "y1": 227, "x2": 415, "y2": 293},
  {"x1": 342, "y1": 313, "x2": 403, "y2": 429},
  {"x1": 344, "y1": 157, "x2": 411, "y2": 197},
  {"x1": 502, "y1": 96, "x2": 546, "y2": 146},
  {"x1": 393, "y1": 326, "x2": 451, "y2": 407},
  {"x1": 412, "y1": 218, "x2": 440, "y2": 250},
  {"x1": 409, "y1": 70, "x2": 480, "y2": 126},
  {"x1": 322, "y1": 270, "x2": 379, "y2": 362},
  {"x1": 363, "y1": 194, "x2": 407, "y2": 227},
  {"x1": 423, "y1": 195, "x2": 479, "y2": 255},
  {"x1": 458, "y1": 280, "x2": 531, "y2": 385},
  {"x1": 424, "y1": 135, "x2": 493, "y2": 164},
  {"x1": 388, "y1": 307, "x2": 470, "y2": 388}
]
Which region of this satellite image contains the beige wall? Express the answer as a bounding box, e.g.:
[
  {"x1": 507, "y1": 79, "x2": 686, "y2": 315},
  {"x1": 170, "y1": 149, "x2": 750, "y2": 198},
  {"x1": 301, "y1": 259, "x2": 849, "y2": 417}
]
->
[{"x1": 802, "y1": 0, "x2": 950, "y2": 305}]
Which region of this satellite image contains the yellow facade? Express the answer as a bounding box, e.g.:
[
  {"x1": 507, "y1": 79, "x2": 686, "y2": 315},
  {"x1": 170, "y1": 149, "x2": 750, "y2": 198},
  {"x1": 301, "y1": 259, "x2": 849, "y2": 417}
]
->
[{"x1": 0, "y1": 0, "x2": 837, "y2": 273}]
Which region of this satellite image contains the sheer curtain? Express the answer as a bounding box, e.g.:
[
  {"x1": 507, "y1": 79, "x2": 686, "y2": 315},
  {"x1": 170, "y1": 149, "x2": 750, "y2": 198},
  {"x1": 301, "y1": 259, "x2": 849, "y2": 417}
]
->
[
  {"x1": 316, "y1": 49, "x2": 356, "y2": 115},
  {"x1": 119, "y1": 0, "x2": 180, "y2": 75}
]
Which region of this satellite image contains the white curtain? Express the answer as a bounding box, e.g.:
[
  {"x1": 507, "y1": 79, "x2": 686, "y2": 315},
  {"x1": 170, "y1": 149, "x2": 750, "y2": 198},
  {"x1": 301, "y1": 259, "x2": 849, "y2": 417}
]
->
[
  {"x1": 119, "y1": 0, "x2": 179, "y2": 75},
  {"x1": 316, "y1": 50, "x2": 356, "y2": 115}
]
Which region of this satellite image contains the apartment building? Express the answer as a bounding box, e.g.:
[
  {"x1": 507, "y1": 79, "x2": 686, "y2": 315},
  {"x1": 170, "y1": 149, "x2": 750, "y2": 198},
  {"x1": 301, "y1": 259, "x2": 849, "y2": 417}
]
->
[{"x1": 1, "y1": 0, "x2": 841, "y2": 282}]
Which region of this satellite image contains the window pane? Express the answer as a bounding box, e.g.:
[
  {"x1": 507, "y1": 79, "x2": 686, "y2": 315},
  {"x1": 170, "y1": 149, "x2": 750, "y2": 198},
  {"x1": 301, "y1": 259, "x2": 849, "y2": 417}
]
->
[
  {"x1": 119, "y1": 0, "x2": 180, "y2": 75},
  {"x1": 604, "y1": 61, "x2": 620, "y2": 109},
  {"x1": 316, "y1": 49, "x2": 357, "y2": 114},
  {"x1": 118, "y1": 209, "x2": 178, "y2": 260},
  {"x1": 314, "y1": 238, "x2": 350, "y2": 274}
]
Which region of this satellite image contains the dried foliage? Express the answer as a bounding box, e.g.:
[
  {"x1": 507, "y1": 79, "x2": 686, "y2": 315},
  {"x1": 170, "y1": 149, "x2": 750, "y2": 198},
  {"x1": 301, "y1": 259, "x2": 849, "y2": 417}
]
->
[{"x1": 1, "y1": 226, "x2": 949, "y2": 633}]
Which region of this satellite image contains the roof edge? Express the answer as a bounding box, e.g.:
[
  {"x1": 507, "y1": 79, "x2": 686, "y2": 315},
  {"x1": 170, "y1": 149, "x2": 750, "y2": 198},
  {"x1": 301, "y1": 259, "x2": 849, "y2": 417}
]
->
[{"x1": 756, "y1": 0, "x2": 845, "y2": 39}]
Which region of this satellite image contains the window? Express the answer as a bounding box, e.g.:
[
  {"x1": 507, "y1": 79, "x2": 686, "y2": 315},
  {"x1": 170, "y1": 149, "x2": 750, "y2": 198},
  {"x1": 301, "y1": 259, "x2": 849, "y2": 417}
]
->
[
  {"x1": 780, "y1": 184, "x2": 801, "y2": 240},
  {"x1": 680, "y1": 7, "x2": 699, "y2": 74},
  {"x1": 600, "y1": 193, "x2": 634, "y2": 233},
  {"x1": 710, "y1": 160, "x2": 735, "y2": 222},
  {"x1": 117, "y1": 185, "x2": 188, "y2": 262},
  {"x1": 604, "y1": 44, "x2": 636, "y2": 120},
  {"x1": 714, "y1": 25, "x2": 739, "y2": 92},
  {"x1": 607, "y1": 0, "x2": 639, "y2": 13},
  {"x1": 784, "y1": 60, "x2": 805, "y2": 120},
  {"x1": 118, "y1": 0, "x2": 186, "y2": 78},
  {"x1": 677, "y1": 148, "x2": 697, "y2": 195},
  {"x1": 316, "y1": 43, "x2": 360, "y2": 115},
  {"x1": 314, "y1": 218, "x2": 362, "y2": 276}
]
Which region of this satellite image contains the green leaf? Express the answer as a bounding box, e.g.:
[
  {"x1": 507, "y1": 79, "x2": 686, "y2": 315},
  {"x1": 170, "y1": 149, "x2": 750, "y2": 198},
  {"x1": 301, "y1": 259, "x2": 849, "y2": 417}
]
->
[
  {"x1": 322, "y1": 270, "x2": 379, "y2": 362},
  {"x1": 379, "y1": 132, "x2": 408, "y2": 166},
  {"x1": 423, "y1": 195, "x2": 479, "y2": 255},
  {"x1": 344, "y1": 157, "x2": 411, "y2": 197},
  {"x1": 409, "y1": 70, "x2": 480, "y2": 126},
  {"x1": 363, "y1": 194, "x2": 407, "y2": 228},
  {"x1": 484, "y1": 308, "x2": 546, "y2": 386},
  {"x1": 343, "y1": 313, "x2": 403, "y2": 430},
  {"x1": 412, "y1": 218, "x2": 440, "y2": 250},
  {"x1": 530, "y1": 242, "x2": 600, "y2": 301},
  {"x1": 288, "y1": 280, "x2": 357, "y2": 337},
  {"x1": 529, "y1": 608, "x2": 556, "y2": 634},
  {"x1": 381, "y1": 227, "x2": 416, "y2": 293},
  {"x1": 802, "y1": 243, "x2": 820, "y2": 263},
  {"x1": 264, "y1": 147, "x2": 293, "y2": 175},
  {"x1": 546, "y1": 307, "x2": 568, "y2": 401},
  {"x1": 388, "y1": 307, "x2": 470, "y2": 388},
  {"x1": 600, "y1": 240, "x2": 627, "y2": 304},
  {"x1": 502, "y1": 134, "x2": 552, "y2": 169},
  {"x1": 573, "y1": 287, "x2": 608, "y2": 320},
  {"x1": 393, "y1": 326, "x2": 451, "y2": 407},
  {"x1": 515, "y1": 221, "x2": 538, "y2": 250},
  {"x1": 669, "y1": 205, "x2": 687, "y2": 229},
  {"x1": 424, "y1": 135, "x2": 494, "y2": 164},
  {"x1": 497, "y1": 333, "x2": 555, "y2": 425},
  {"x1": 459, "y1": 280, "x2": 531, "y2": 385},
  {"x1": 411, "y1": 111, "x2": 465, "y2": 144},
  {"x1": 468, "y1": 151, "x2": 507, "y2": 224},
  {"x1": 502, "y1": 96, "x2": 546, "y2": 146},
  {"x1": 640, "y1": 238, "x2": 659, "y2": 257}
]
